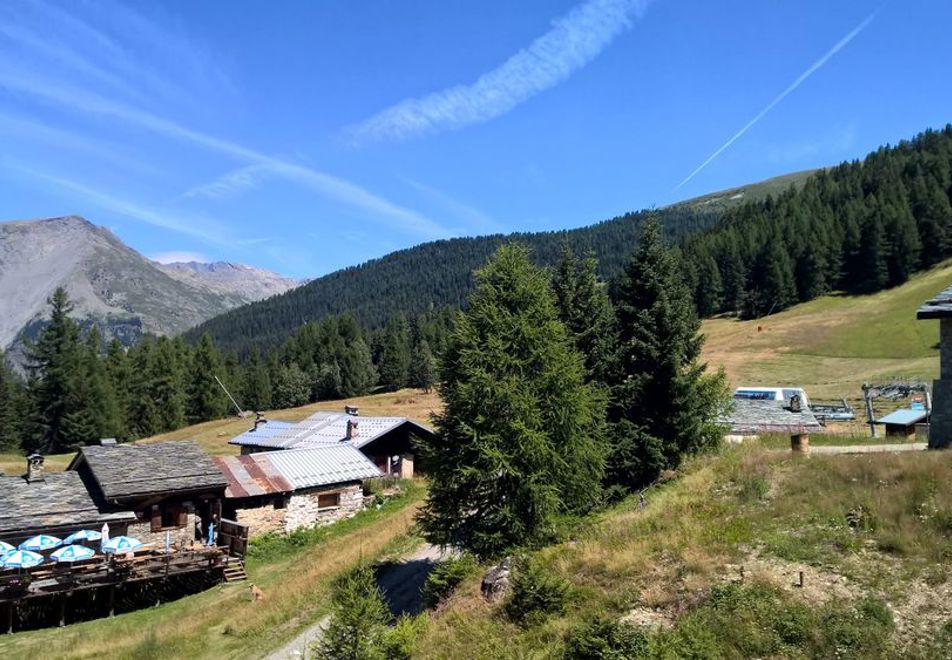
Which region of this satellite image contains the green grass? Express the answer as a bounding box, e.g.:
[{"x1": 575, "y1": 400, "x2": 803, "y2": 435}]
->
[
  {"x1": 415, "y1": 447, "x2": 952, "y2": 658},
  {"x1": 0, "y1": 481, "x2": 426, "y2": 659}
]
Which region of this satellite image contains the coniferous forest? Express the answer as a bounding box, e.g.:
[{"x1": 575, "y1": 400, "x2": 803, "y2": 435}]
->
[{"x1": 3, "y1": 125, "x2": 952, "y2": 456}]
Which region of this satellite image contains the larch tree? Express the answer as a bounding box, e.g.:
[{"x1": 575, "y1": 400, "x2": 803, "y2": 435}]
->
[
  {"x1": 0, "y1": 352, "x2": 23, "y2": 451},
  {"x1": 187, "y1": 332, "x2": 228, "y2": 423},
  {"x1": 409, "y1": 337, "x2": 437, "y2": 393},
  {"x1": 417, "y1": 244, "x2": 606, "y2": 559},
  {"x1": 378, "y1": 313, "x2": 411, "y2": 391},
  {"x1": 607, "y1": 221, "x2": 728, "y2": 493}
]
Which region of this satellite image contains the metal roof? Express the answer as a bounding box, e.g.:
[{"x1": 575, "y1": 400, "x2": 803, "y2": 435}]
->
[
  {"x1": 875, "y1": 409, "x2": 929, "y2": 426},
  {"x1": 266, "y1": 445, "x2": 383, "y2": 491},
  {"x1": 214, "y1": 445, "x2": 382, "y2": 498},
  {"x1": 228, "y1": 411, "x2": 434, "y2": 451},
  {"x1": 917, "y1": 285, "x2": 952, "y2": 319},
  {"x1": 229, "y1": 420, "x2": 296, "y2": 444},
  {"x1": 212, "y1": 454, "x2": 293, "y2": 498},
  {"x1": 719, "y1": 398, "x2": 825, "y2": 435}
]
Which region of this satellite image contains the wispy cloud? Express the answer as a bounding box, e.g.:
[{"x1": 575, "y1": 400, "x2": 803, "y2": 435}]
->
[
  {"x1": 151, "y1": 251, "x2": 210, "y2": 264},
  {"x1": 403, "y1": 178, "x2": 504, "y2": 234},
  {"x1": 675, "y1": 10, "x2": 879, "y2": 191},
  {"x1": 0, "y1": 68, "x2": 451, "y2": 239},
  {"x1": 346, "y1": 0, "x2": 652, "y2": 145},
  {"x1": 178, "y1": 163, "x2": 275, "y2": 201},
  {"x1": 3, "y1": 159, "x2": 228, "y2": 245}
]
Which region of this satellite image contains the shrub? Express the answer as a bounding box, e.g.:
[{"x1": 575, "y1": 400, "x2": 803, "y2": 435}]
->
[
  {"x1": 313, "y1": 564, "x2": 390, "y2": 660},
  {"x1": 380, "y1": 613, "x2": 428, "y2": 660},
  {"x1": 504, "y1": 559, "x2": 572, "y2": 625},
  {"x1": 563, "y1": 615, "x2": 649, "y2": 659},
  {"x1": 422, "y1": 554, "x2": 478, "y2": 609}
]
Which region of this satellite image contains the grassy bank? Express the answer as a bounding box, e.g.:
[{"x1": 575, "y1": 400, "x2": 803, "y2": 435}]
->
[
  {"x1": 416, "y1": 447, "x2": 952, "y2": 658},
  {"x1": 0, "y1": 481, "x2": 426, "y2": 659}
]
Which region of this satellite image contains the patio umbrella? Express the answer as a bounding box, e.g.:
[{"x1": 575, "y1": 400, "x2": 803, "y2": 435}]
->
[
  {"x1": 63, "y1": 530, "x2": 102, "y2": 544},
  {"x1": 50, "y1": 544, "x2": 96, "y2": 563},
  {"x1": 207, "y1": 522, "x2": 216, "y2": 547},
  {"x1": 1, "y1": 550, "x2": 44, "y2": 569},
  {"x1": 19, "y1": 535, "x2": 62, "y2": 552},
  {"x1": 0, "y1": 541, "x2": 14, "y2": 556},
  {"x1": 101, "y1": 536, "x2": 144, "y2": 554}
]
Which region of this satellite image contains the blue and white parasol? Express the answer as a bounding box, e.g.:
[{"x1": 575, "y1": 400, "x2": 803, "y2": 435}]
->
[
  {"x1": 50, "y1": 544, "x2": 96, "y2": 563},
  {"x1": 19, "y1": 534, "x2": 62, "y2": 552},
  {"x1": 1, "y1": 550, "x2": 44, "y2": 569},
  {"x1": 63, "y1": 530, "x2": 103, "y2": 544},
  {"x1": 0, "y1": 541, "x2": 14, "y2": 556},
  {"x1": 101, "y1": 536, "x2": 145, "y2": 554}
]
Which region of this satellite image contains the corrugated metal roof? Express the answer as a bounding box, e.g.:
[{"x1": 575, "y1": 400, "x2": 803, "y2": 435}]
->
[
  {"x1": 213, "y1": 455, "x2": 294, "y2": 499},
  {"x1": 875, "y1": 409, "x2": 929, "y2": 426},
  {"x1": 266, "y1": 445, "x2": 383, "y2": 490},
  {"x1": 918, "y1": 285, "x2": 952, "y2": 319},
  {"x1": 228, "y1": 411, "x2": 433, "y2": 451}
]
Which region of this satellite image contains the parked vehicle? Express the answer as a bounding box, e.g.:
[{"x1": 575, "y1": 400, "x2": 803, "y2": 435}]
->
[{"x1": 733, "y1": 387, "x2": 810, "y2": 409}]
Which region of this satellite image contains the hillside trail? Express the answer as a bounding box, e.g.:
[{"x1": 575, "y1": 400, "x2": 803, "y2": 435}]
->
[{"x1": 264, "y1": 543, "x2": 449, "y2": 659}]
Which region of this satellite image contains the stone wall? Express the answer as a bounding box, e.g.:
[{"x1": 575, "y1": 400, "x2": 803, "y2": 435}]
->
[
  {"x1": 235, "y1": 501, "x2": 287, "y2": 538},
  {"x1": 127, "y1": 510, "x2": 197, "y2": 550},
  {"x1": 930, "y1": 319, "x2": 952, "y2": 449},
  {"x1": 284, "y1": 484, "x2": 364, "y2": 533}
]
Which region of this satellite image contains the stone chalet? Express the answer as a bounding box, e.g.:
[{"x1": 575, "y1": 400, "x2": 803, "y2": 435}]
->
[
  {"x1": 917, "y1": 285, "x2": 952, "y2": 448},
  {"x1": 0, "y1": 455, "x2": 135, "y2": 548},
  {"x1": 213, "y1": 444, "x2": 382, "y2": 537},
  {"x1": 229, "y1": 406, "x2": 435, "y2": 478},
  {"x1": 68, "y1": 441, "x2": 228, "y2": 549}
]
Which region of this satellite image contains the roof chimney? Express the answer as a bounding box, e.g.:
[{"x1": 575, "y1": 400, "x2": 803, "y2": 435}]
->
[
  {"x1": 345, "y1": 405, "x2": 359, "y2": 416},
  {"x1": 346, "y1": 419, "x2": 360, "y2": 440},
  {"x1": 26, "y1": 453, "x2": 45, "y2": 483}
]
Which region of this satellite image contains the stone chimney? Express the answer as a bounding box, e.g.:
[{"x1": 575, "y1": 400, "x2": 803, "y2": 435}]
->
[
  {"x1": 26, "y1": 453, "x2": 45, "y2": 483},
  {"x1": 345, "y1": 419, "x2": 360, "y2": 440},
  {"x1": 345, "y1": 405, "x2": 359, "y2": 416}
]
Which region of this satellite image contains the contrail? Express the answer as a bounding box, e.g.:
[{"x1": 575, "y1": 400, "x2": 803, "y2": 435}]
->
[{"x1": 675, "y1": 9, "x2": 879, "y2": 191}]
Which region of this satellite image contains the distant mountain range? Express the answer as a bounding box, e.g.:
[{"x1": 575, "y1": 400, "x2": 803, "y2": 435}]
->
[
  {"x1": 0, "y1": 216, "x2": 301, "y2": 359},
  {"x1": 186, "y1": 169, "x2": 818, "y2": 354}
]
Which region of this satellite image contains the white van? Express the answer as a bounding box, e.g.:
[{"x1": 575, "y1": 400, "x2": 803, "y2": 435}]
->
[{"x1": 734, "y1": 387, "x2": 810, "y2": 409}]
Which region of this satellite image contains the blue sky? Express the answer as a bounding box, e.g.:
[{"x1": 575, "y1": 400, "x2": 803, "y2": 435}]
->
[{"x1": 0, "y1": 0, "x2": 949, "y2": 278}]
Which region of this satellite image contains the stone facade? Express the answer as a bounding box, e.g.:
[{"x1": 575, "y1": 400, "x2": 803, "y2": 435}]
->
[
  {"x1": 234, "y1": 483, "x2": 365, "y2": 538},
  {"x1": 285, "y1": 484, "x2": 364, "y2": 533},
  {"x1": 127, "y1": 508, "x2": 198, "y2": 550},
  {"x1": 930, "y1": 319, "x2": 952, "y2": 449}
]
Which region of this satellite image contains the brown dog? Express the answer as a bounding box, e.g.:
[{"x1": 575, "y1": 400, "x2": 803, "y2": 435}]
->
[{"x1": 250, "y1": 583, "x2": 266, "y2": 602}]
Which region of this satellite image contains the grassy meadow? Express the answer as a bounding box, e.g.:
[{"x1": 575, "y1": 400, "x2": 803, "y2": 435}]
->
[{"x1": 415, "y1": 443, "x2": 952, "y2": 658}]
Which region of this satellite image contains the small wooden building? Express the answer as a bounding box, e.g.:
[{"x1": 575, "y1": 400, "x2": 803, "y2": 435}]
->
[
  {"x1": 214, "y1": 444, "x2": 382, "y2": 537},
  {"x1": 68, "y1": 441, "x2": 228, "y2": 550}
]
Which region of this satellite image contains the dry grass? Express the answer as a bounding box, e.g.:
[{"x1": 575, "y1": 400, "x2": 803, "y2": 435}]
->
[
  {"x1": 416, "y1": 446, "x2": 952, "y2": 658},
  {"x1": 0, "y1": 483, "x2": 425, "y2": 659}
]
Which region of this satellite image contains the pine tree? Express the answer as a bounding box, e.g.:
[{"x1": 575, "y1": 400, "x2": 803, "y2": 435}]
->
[
  {"x1": 126, "y1": 339, "x2": 161, "y2": 439},
  {"x1": 242, "y1": 349, "x2": 273, "y2": 411},
  {"x1": 105, "y1": 339, "x2": 131, "y2": 441},
  {"x1": 551, "y1": 246, "x2": 617, "y2": 385},
  {"x1": 187, "y1": 332, "x2": 228, "y2": 423},
  {"x1": 272, "y1": 362, "x2": 311, "y2": 409},
  {"x1": 314, "y1": 564, "x2": 390, "y2": 660},
  {"x1": 153, "y1": 337, "x2": 186, "y2": 432},
  {"x1": 339, "y1": 338, "x2": 377, "y2": 397},
  {"x1": 0, "y1": 352, "x2": 23, "y2": 451},
  {"x1": 608, "y1": 222, "x2": 728, "y2": 492},
  {"x1": 75, "y1": 326, "x2": 122, "y2": 441},
  {"x1": 742, "y1": 237, "x2": 797, "y2": 318},
  {"x1": 409, "y1": 339, "x2": 437, "y2": 393},
  {"x1": 378, "y1": 313, "x2": 411, "y2": 391},
  {"x1": 25, "y1": 287, "x2": 84, "y2": 453},
  {"x1": 694, "y1": 253, "x2": 724, "y2": 317},
  {"x1": 417, "y1": 245, "x2": 606, "y2": 558}
]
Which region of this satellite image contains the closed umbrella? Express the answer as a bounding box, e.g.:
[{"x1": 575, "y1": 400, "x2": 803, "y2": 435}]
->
[
  {"x1": 63, "y1": 530, "x2": 102, "y2": 544},
  {"x1": 19, "y1": 535, "x2": 62, "y2": 552},
  {"x1": 1, "y1": 550, "x2": 44, "y2": 569},
  {"x1": 0, "y1": 541, "x2": 14, "y2": 556},
  {"x1": 50, "y1": 544, "x2": 96, "y2": 563},
  {"x1": 100, "y1": 523, "x2": 109, "y2": 552},
  {"x1": 101, "y1": 536, "x2": 144, "y2": 554},
  {"x1": 207, "y1": 522, "x2": 216, "y2": 547}
]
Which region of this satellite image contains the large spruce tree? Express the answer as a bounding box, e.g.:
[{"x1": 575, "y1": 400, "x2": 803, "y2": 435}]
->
[
  {"x1": 417, "y1": 245, "x2": 606, "y2": 558},
  {"x1": 187, "y1": 332, "x2": 228, "y2": 423},
  {"x1": 607, "y1": 222, "x2": 728, "y2": 492},
  {"x1": 0, "y1": 352, "x2": 23, "y2": 451},
  {"x1": 378, "y1": 312, "x2": 411, "y2": 391}
]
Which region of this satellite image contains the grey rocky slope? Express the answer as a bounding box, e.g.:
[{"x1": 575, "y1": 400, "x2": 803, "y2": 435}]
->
[
  {"x1": 156, "y1": 260, "x2": 302, "y2": 305},
  {"x1": 0, "y1": 216, "x2": 299, "y2": 355}
]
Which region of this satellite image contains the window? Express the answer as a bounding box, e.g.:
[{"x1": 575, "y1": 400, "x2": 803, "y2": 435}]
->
[
  {"x1": 151, "y1": 503, "x2": 186, "y2": 532},
  {"x1": 317, "y1": 493, "x2": 340, "y2": 509}
]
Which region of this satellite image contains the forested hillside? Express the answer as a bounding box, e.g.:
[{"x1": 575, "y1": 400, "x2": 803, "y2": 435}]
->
[{"x1": 684, "y1": 126, "x2": 952, "y2": 318}]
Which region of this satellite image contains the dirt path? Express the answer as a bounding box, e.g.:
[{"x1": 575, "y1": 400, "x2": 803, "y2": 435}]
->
[
  {"x1": 809, "y1": 443, "x2": 927, "y2": 454},
  {"x1": 263, "y1": 543, "x2": 450, "y2": 659}
]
